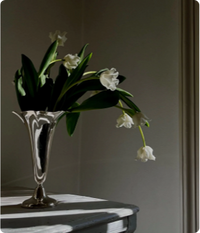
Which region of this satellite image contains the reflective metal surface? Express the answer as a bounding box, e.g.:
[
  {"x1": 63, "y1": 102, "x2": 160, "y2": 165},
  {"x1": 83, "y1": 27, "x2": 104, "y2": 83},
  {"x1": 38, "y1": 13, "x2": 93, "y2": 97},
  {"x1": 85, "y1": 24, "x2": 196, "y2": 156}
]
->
[
  {"x1": 13, "y1": 111, "x2": 64, "y2": 208},
  {"x1": 21, "y1": 184, "x2": 57, "y2": 208}
]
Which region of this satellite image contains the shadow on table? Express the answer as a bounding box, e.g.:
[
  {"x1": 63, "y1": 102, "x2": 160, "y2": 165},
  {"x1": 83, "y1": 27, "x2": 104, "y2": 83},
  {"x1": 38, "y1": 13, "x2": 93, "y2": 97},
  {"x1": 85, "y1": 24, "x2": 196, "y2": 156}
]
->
[{"x1": 1, "y1": 200, "x2": 138, "y2": 232}]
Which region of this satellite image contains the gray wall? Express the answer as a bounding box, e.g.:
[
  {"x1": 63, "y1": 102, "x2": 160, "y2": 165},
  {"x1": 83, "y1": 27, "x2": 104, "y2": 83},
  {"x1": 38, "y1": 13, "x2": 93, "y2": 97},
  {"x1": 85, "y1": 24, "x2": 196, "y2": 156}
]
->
[
  {"x1": 1, "y1": 0, "x2": 181, "y2": 232},
  {"x1": 80, "y1": 1, "x2": 181, "y2": 233}
]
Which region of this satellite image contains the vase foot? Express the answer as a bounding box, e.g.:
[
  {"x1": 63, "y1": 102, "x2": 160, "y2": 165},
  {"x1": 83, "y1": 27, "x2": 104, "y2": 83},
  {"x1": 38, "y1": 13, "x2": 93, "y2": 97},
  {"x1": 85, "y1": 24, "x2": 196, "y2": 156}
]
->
[
  {"x1": 21, "y1": 184, "x2": 57, "y2": 208},
  {"x1": 21, "y1": 196, "x2": 57, "y2": 208}
]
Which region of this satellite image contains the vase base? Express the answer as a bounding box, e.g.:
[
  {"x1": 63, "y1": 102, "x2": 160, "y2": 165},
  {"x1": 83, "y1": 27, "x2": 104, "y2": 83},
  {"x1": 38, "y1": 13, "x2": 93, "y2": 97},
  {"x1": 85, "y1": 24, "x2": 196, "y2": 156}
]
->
[
  {"x1": 21, "y1": 196, "x2": 57, "y2": 208},
  {"x1": 21, "y1": 184, "x2": 57, "y2": 208}
]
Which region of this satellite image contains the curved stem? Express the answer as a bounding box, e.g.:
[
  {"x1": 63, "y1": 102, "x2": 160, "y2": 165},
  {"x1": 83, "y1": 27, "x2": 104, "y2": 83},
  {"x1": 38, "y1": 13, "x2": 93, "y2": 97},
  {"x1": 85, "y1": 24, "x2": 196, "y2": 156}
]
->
[
  {"x1": 49, "y1": 59, "x2": 63, "y2": 65},
  {"x1": 115, "y1": 105, "x2": 135, "y2": 116},
  {"x1": 83, "y1": 71, "x2": 96, "y2": 76},
  {"x1": 53, "y1": 76, "x2": 100, "y2": 111},
  {"x1": 118, "y1": 100, "x2": 125, "y2": 114},
  {"x1": 138, "y1": 126, "x2": 146, "y2": 147}
]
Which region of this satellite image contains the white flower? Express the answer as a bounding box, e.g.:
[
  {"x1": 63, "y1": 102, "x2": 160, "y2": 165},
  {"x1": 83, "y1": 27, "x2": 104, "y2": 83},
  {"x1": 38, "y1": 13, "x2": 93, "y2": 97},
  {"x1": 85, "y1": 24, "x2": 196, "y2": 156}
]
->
[
  {"x1": 63, "y1": 54, "x2": 80, "y2": 69},
  {"x1": 136, "y1": 146, "x2": 156, "y2": 162},
  {"x1": 100, "y1": 68, "x2": 119, "y2": 91},
  {"x1": 132, "y1": 112, "x2": 150, "y2": 127},
  {"x1": 49, "y1": 30, "x2": 67, "y2": 46},
  {"x1": 116, "y1": 113, "x2": 134, "y2": 128}
]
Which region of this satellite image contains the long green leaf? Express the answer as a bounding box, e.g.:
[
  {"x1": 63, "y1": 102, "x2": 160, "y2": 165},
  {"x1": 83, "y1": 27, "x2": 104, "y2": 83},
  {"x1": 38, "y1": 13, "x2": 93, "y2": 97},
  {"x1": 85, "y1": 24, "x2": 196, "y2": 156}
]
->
[
  {"x1": 59, "y1": 89, "x2": 87, "y2": 111},
  {"x1": 60, "y1": 75, "x2": 128, "y2": 111},
  {"x1": 55, "y1": 53, "x2": 92, "y2": 109},
  {"x1": 38, "y1": 40, "x2": 58, "y2": 79},
  {"x1": 21, "y1": 54, "x2": 38, "y2": 98},
  {"x1": 116, "y1": 88, "x2": 133, "y2": 97},
  {"x1": 119, "y1": 93, "x2": 141, "y2": 112},
  {"x1": 70, "y1": 78, "x2": 105, "y2": 95},
  {"x1": 78, "y1": 43, "x2": 89, "y2": 62},
  {"x1": 64, "y1": 53, "x2": 92, "y2": 89},
  {"x1": 17, "y1": 77, "x2": 26, "y2": 96},
  {"x1": 66, "y1": 103, "x2": 80, "y2": 136},
  {"x1": 37, "y1": 78, "x2": 53, "y2": 110},
  {"x1": 48, "y1": 64, "x2": 68, "y2": 111},
  {"x1": 70, "y1": 90, "x2": 119, "y2": 112},
  {"x1": 14, "y1": 69, "x2": 24, "y2": 110},
  {"x1": 14, "y1": 69, "x2": 33, "y2": 111}
]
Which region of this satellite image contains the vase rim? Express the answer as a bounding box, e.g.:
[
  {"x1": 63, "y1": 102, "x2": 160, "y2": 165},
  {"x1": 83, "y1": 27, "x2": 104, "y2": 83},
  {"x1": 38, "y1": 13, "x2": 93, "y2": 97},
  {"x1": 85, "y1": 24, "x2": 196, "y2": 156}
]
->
[{"x1": 13, "y1": 110, "x2": 65, "y2": 113}]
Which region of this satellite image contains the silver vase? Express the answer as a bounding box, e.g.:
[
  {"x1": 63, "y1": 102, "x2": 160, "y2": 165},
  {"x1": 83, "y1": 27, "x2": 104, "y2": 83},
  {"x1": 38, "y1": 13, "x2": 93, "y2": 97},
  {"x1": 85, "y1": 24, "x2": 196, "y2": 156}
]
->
[{"x1": 13, "y1": 110, "x2": 64, "y2": 208}]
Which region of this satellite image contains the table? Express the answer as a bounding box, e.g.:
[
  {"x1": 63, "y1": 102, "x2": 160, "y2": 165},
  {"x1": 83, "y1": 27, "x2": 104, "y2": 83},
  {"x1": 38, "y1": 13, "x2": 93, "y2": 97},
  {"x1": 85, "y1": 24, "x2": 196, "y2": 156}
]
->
[{"x1": 1, "y1": 191, "x2": 139, "y2": 233}]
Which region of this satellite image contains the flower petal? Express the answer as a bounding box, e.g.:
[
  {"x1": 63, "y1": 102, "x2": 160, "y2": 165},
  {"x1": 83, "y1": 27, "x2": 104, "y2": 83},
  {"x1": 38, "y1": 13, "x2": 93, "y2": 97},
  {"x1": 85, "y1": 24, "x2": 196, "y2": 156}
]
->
[
  {"x1": 132, "y1": 112, "x2": 150, "y2": 127},
  {"x1": 49, "y1": 30, "x2": 67, "y2": 46},
  {"x1": 136, "y1": 145, "x2": 155, "y2": 162},
  {"x1": 116, "y1": 113, "x2": 134, "y2": 128},
  {"x1": 100, "y1": 68, "x2": 119, "y2": 91},
  {"x1": 63, "y1": 54, "x2": 80, "y2": 69}
]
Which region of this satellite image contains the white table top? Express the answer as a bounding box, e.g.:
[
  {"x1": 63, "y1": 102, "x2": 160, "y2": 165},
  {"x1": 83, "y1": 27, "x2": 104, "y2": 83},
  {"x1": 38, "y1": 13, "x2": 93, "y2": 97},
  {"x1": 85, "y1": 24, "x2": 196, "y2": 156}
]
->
[{"x1": 1, "y1": 193, "x2": 139, "y2": 233}]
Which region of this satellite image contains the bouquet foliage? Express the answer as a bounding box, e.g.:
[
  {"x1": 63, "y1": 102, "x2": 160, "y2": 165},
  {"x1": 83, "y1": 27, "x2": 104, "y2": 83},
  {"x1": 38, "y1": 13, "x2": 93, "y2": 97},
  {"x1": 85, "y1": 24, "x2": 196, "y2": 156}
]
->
[{"x1": 14, "y1": 30, "x2": 155, "y2": 162}]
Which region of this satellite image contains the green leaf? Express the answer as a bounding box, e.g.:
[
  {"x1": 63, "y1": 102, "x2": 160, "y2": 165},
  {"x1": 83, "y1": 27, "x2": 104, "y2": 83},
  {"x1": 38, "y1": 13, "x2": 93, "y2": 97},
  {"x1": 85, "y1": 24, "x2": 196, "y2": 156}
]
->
[
  {"x1": 118, "y1": 75, "x2": 126, "y2": 84},
  {"x1": 65, "y1": 52, "x2": 92, "y2": 88},
  {"x1": 48, "y1": 64, "x2": 68, "y2": 111},
  {"x1": 95, "y1": 68, "x2": 109, "y2": 76},
  {"x1": 124, "y1": 108, "x2": 136, "y2": 116},
  {"x1": 37, "y1": 78, "x2": 53, "y2": 110},
  {"x1": 17, "y1": 77, "x2": 26, "y2": 96},
  {"x1": 66, "y1": 103, "x2": 80, "y2": 136},
  {"x1": 59, "y1": 74, "x2": 129, "y2": 109},
  {"x1": 55, "y1": 53, "x2": 92, "y2": 109},
  {"x1": 59, "y1": 89, "x2": 87, "y2": 111},
  {"x1": 57, "y1": 77, "x2": 104, "y2": 111},
  {"x1": 116, "y1": 88, "x2": 133, "y2": 97},
  {"x1": 21, "y1": 54, "x2": 38, "y2": 98},
  {"x1": 70, "y1": 90, "x2": 119, "y2": 112},
  {"x1": 38, "y1": 40, "x2": 58, "y2": 80},
  {"x1": 14, "y1": 69, "x2": 24, "y2": 110},
  {"x1": 40, "y1": 74, "x2": 48, "y2": 87},
  {"x1": 70, "y1": 78, "x2": 105, "y2": 95},
  {"x1": 14, "y1": 69, "x2": 32, "y2": 111},
  {"x1": 78, "y1": 43, "x2": 89, "y2": 62},
  {"x1": 119, "y1": 93, "x2": 141, "y2": 112},
  {"x1": 44, "y1": 52, "x2": 58, "y2": 76}
]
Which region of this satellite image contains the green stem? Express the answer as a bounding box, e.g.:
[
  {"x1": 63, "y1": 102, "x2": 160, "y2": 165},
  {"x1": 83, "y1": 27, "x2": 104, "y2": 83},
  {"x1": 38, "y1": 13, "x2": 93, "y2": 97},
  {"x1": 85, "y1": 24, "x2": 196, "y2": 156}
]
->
[
  {"x1": 138, "y1": 126, "x2": 146, "y2": 147},
  {"x1": 83, "y1": 71, "x2": 96, "y2": 76},
  {"x1": 64, "y1": 77, "x2": 99, "y2": 94},
  {"x1": 53, "y1": 76, "x2": 100, "y2": 111},
  {"x1": 49, "y1": 59, "x2": 63, "y2": 65},
  {"x1": 115, "y1": 105, "x2": 125, "y2": 111},
  {"x1": 118, "y1": 100, "x2": 125, "y2": 114},
  {"x1": 115, "y1": 105, "x2": 135, "y2": 116}
]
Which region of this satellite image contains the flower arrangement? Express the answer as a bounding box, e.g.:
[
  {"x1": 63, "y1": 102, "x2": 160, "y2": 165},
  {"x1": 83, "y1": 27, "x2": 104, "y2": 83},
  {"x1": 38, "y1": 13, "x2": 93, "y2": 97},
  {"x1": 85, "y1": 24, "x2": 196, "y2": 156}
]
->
[{"x1": 13, "y1": 30, "x2": 155, "y2": 162}]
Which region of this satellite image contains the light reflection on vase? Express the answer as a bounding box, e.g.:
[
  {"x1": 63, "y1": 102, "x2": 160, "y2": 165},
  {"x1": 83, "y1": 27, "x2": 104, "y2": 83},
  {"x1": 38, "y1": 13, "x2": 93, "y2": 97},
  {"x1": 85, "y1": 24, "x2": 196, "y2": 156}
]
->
[{"x1": 13, "y1": 110, "x2": 64, "y2": 208}]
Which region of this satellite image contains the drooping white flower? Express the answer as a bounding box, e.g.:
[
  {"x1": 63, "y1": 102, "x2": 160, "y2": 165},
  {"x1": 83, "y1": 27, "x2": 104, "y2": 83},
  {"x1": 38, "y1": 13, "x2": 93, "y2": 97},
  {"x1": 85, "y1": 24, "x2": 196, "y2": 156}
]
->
[
  {"x1": 132, "y1": 112, "x2": 150, "y2": 127},
  {"x1": 63, "y1": 54, "x2": 80, "y2": 69},
  {"x1": 136, "y1": 146, "x2": 156, "y2": 162},
  {"x1": 100, "y1": 68, "x2": 119, "y2": 91},
  {"x1": 49, "y1": 30, "x2": 67, "y2": 46},
  {"x1": 116, "y1": 113, "x2": 134, "y2": 128}
]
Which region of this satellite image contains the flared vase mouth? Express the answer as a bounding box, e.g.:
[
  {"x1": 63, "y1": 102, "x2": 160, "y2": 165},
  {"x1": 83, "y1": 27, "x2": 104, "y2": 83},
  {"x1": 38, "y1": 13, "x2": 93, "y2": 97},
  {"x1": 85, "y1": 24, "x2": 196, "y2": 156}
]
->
[{"x1": 12, "y1": 110, "x2": 65, "y2": 124}]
